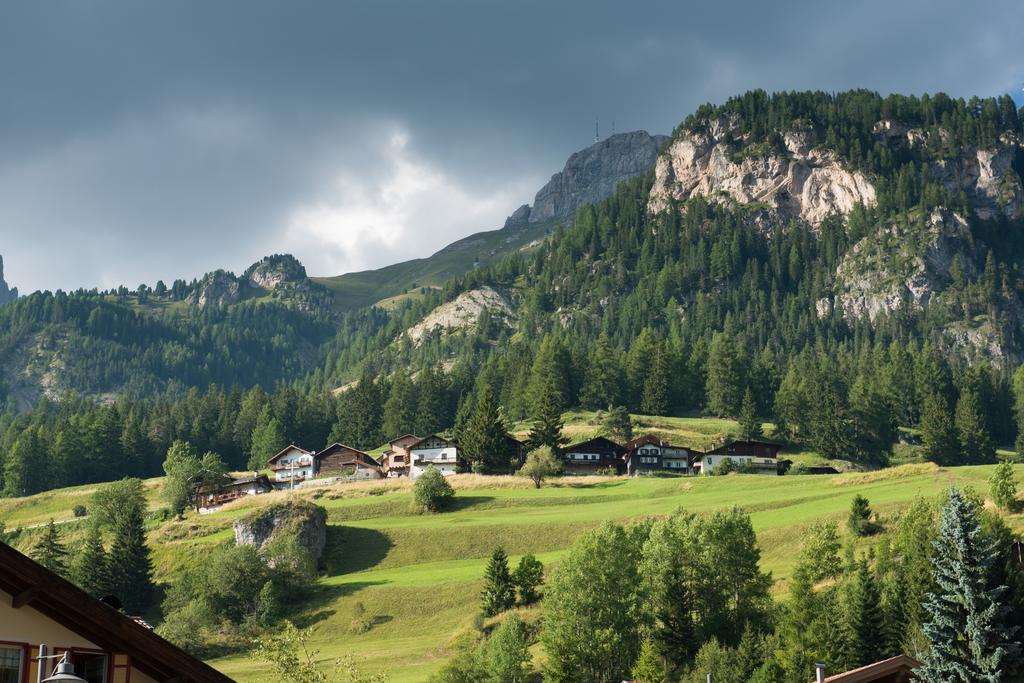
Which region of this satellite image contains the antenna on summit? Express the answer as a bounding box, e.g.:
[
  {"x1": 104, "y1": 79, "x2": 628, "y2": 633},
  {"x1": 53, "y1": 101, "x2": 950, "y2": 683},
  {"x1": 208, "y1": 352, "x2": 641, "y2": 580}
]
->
[
  {"x1": 612, "y1": 120, "x2": 615, "y2": 136},
  {"x1": 595, "y1": 118, "x2": 599, "y2": 143}
]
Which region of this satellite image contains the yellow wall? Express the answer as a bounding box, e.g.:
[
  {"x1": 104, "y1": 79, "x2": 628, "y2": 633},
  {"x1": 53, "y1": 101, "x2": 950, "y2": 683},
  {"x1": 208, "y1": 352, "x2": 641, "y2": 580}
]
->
[{"x1": 0, "y1": 588, "x2": 158, "y2": 683}]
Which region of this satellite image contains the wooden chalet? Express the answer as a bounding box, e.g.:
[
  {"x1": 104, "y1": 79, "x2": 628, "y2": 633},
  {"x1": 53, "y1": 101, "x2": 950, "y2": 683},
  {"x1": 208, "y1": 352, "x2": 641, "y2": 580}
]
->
[
  {"x1": 562, "y1": 436, "x2": 626, "y2": 475},
  {"x1": 380, "y1": 434, "x2": 420, "y2": 477},
  {"x1": 196, "y1": 474, "x2": 272, "y2": 509},
  {"x1": 815, "y1": 655, "x2": 920, "y2": 683},
  {"x1": 0, "y1": 542, "x2": 233, "y2": 683},
  {"x1": 314, "y1": 443, "x2": 383, "y2": 480},
  {"x1": 503, "y1": 434, "x2": 528, "y2": 470},
  {"x1": 694, "y1": 438, "x2": 784, "y2": 475},
  {"x1": 622, "y1": 434, "x2": 693, "y2": 476},
  {"x1": 408, "y1": 435, "x2": 461, "y2": 478},
  {"x1": 267, "y1": 444, "x2": 316, "y2": 484}
]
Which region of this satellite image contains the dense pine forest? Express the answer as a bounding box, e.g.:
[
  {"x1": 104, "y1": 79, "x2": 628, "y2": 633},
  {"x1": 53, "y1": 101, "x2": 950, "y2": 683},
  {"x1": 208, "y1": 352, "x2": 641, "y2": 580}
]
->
[{"x1": 2, "y1": 90, "x2": 1024, "y2": 497}]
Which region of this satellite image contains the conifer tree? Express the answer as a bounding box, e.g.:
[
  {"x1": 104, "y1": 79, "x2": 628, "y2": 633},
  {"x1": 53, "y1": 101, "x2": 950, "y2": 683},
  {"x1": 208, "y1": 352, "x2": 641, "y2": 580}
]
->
[
  {"x1": 382, "y1": 369, "x2": 417, "y2": 438},
  {"x1": 526, "y1": 335, "x2": 570, "y2": 417},
  {"x1": 580, "y1": 334, "x2": 623, "y2": 410},
  {"x1": 248, "y1": 405, "x2": 286, "y2": 470},
  {"x1": 842, "y1": 559, "x2": 883, "y2": 668},
  {"x1": 779, "y1": 567, "x2": 821, "y2": 679},
  {"x1": 706, "y1": 333, "x2": 747, "y2": 417},
  {"x1": 71, "y1": 524, "x2": 110, "y2": 598},
  {"x1": 105, "y1": 480, "x2": 154, "y2": 613},
  {"x1": 602, "y1": 405, "x2": 634, "y2": 442},
  {"x1": 512, "y1": 553, "x2": 544, "y2": 605},
  {"x1": 847, "y1": 495, "x2": 874, "y2": 536},
  {"x1": 481, "y1": 547, "x2": 516, "y2": 617},
  {"x1": 917, "y1": 487, "x2": 1020, "y2": 682},
  {"x1": 956, "y1": 386, "x2": 996, "y2": 465},
  {"x1": 738, "y1": 387, "x2": 763, "y2": 440},
  {"x1": 631, "y1": 639, "x2": 667, "y2": 683},
  {"x1": 32, "y1": 519, "x2": 68, "y2": 577},
  {"x1": 921, "y1": 391, "x2": 959, "y2": 466},
  {"x1": 641, "y1": 342, "x2": 671, "y2": 416},
  {"x1": 460, "y1": 383, "x2": 510, "y2": 473},
  {"x1": 414, "y1": 366, "x2": 447, "y2": 437},
  {"x1": 526, "y1": 382, "x2": 566, "y2": 452}
]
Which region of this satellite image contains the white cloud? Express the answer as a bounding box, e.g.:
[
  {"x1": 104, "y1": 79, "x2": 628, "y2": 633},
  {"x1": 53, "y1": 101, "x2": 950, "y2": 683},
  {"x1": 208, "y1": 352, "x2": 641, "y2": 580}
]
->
[{"x1": 284, "y1": 127, "x2": 538, "y2": 276}]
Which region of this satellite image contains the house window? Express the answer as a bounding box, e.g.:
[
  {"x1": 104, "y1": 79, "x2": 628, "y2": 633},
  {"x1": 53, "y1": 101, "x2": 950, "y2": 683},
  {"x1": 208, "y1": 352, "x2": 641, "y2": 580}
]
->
[
  {"x1": 0, "y1": 646, "x2": 23, "y2": 683},
  {"x1": 72, "y1": 652, "x2": 108, "y2": 683}
]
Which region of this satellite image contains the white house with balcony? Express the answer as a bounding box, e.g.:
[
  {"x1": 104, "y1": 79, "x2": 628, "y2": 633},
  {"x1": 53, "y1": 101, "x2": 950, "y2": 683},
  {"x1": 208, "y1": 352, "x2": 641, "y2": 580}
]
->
[
  {"x1": 408, "y1": 435, "x2": 461, "y2": 478},
  {"x1": 267, "y1": 445, "x2": 316, "y2": 483}
]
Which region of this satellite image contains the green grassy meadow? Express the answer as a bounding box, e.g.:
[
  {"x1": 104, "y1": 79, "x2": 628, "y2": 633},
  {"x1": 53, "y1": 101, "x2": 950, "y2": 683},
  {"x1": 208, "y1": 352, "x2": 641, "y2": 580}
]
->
[{"x1": 5, "y1": 459, "x2": 1022, "y2": 681}]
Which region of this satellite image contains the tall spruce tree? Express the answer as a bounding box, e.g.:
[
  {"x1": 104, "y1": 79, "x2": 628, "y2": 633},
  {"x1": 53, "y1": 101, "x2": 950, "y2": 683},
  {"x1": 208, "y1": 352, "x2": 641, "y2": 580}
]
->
[
  {"x1": 640, "y1": 342, "x2": 671, "y2": 416},
  {"x1": 71, "y1": 524, "x2": 110, "y2": 598},
  {"x1": 921, "y1": 392, "x2": 960, "y2": 466},
  {"x1": 248, "y1": 405, "x2": 286, "y2": 470},
  {"x1": 382, "y1": 369, "x2": 417, "y2": 438},
  {"x1": 580, "y1": 334, "x2": 623, "y2": 410},
  {"x1": 705, "y1": 333, "x2": 747, "y2": 417},
  {"x1": 955, "y1": 386, "x2": 996, "y2": 465},
  {"x1": 481, "y1": 546, "x2": 516, "y2": 617},
  {"x1": 32, "y1": 519, "x2": 68, "y2": 576},
  {"x1": 842, "y1": 559, "x2": 883, "y2": 669},
  {"x1": 526, "y1": 381, "x2": 566, "y2": 452},
  {"x1": 104, "y1": 479, "x2": 154, "y2": 613},
  {"x1": 460, "y1": 383, "x2": 509, "y2": 473},
  {"x1": 738, "y1": 387, "x2": 763, "y2": 440},
  {"x1": 917, "y1": 487, "x2": 1020, "y2": 682}
]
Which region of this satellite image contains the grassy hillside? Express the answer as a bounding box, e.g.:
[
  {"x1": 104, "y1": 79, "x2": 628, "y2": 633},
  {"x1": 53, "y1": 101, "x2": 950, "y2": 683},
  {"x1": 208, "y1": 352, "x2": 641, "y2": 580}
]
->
[
  {"x1": 313, "y1": 219, "x2": 554, "y2": 310},
  {"x1": 3, "y1": 462, "x2": 1022, "y2": 681}
]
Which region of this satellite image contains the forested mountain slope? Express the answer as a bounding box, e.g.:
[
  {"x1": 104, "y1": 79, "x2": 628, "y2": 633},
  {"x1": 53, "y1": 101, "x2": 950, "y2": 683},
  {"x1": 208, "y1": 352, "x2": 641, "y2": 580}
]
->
[
  {"x1": 3, "y1": 90, "x2": 1024, "y2": 499},
  {"x1": 313, "y1": 130, "x2": 668, "y2": 310}
]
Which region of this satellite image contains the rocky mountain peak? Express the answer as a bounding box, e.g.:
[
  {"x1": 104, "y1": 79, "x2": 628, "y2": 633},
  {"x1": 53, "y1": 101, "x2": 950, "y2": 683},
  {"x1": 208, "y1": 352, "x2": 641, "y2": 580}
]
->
[
  {"x1": 648, "y1": 117, "x2": 877, "y2": 228},
  {"x1": 0, "y1": 255, "x2": 19, "y2": 305},
  {"x1": 244, "y1": 253, "x2": 307, "y2": 290},
  {"x1": 187, "y1": 270, "x2": 241, "y2": 308},
  {"x1": 507, "y1": 131, "x2": 669, "y2": 226}
]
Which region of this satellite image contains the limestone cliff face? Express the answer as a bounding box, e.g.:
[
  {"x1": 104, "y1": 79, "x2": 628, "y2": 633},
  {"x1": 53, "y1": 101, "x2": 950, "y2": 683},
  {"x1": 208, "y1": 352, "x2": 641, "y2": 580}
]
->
[
  {"x1": 0, "y1": 256, "x2": 18, "y2": 306},
  {"x1": 405, "y1": 286, "x2": 515, "y2": 345},
  {"x1": 233, "y1": 500, "x2": 327, "y2": 565},
  {"x1": 187, "y1": 270, "x2": 241, "y2": 308},
  {"x1": 832, "y1": 209, "x2": 973, "y2": 322},
  {"x1": 527, "y1": 131, "x2": 669, "y2": 224},
  {"x1": 245, "y1": 253, "x2": 308, "y2": 289},
  {"x1": 647, "y1": 124, "x2": 877, "y2": 228}
]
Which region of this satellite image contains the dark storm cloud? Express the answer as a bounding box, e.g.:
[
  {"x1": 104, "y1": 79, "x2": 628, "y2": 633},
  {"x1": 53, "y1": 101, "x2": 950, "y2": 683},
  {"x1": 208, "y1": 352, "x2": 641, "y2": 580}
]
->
[{"x1": 0, "y1": 0, "x2": 1021, "y2": 292}]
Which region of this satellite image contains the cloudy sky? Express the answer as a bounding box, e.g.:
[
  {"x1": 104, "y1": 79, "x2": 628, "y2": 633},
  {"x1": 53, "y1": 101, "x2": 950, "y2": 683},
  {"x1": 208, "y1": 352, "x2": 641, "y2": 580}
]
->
[{"x1": 1, "y1": 1, "x2": 1022, "y2": 293}]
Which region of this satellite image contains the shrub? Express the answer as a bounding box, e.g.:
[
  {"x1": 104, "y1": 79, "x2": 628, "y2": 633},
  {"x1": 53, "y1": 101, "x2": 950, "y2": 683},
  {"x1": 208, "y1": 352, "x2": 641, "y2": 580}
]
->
[
  {"x1": 847, "y1": 494, "x2": 875, "y2": 536},
  {"x1": 990, "y1": 461, "x2": 1018, "y2": 510},
  {"x1": 796, "y1": 520, "x2": 842, "y2": 581},
  {"x1": 513, "y1": 554, "x2": 544, "y2": 605},
  {"x1": 72, "y1": 504, "x2": 88, "y2": 518},
  {"x1": 413, "y1": 466, "x2": 454, "y2": 512}
]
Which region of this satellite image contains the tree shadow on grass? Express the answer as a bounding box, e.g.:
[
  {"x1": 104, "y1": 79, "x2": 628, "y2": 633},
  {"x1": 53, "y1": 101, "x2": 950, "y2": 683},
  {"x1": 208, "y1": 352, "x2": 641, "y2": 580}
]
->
[
  {"x1": 446, "y1": 495, "x2": 497, "y2": 512},
  {"x1": 322, "y1": 525, "x2": 393, "y2": 575}
]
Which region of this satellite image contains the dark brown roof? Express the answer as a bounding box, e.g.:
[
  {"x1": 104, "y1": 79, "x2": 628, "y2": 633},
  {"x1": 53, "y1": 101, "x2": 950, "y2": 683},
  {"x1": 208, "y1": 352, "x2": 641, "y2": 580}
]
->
[
  {"x1": 820, "y1": 655, "x2": 920, "y2": 682},
  {"x1": 408, "y1": 434, "x2": 455, "y2": 450},
  {"x1": 388, "y1": 434, "x2": 421, "y2": 448},
  {"x1": 622, "y1": 434, "x2": 689, "y2": 452},
  {"x1": 563, "y1": 436, "x2": 626, "y2": 455},
  {"x1": 0, "y1": 542, "x2": 234, "y2": 682},
  {"x1": 266, "y1": 444, "x2": 313, "y2": 465}
]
